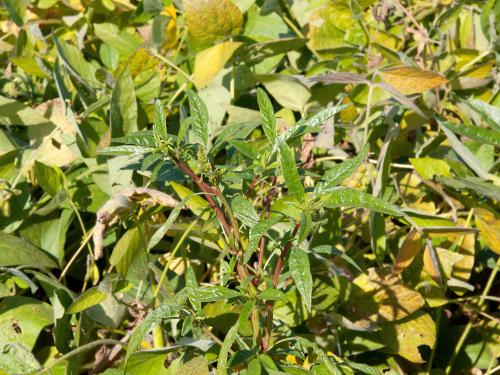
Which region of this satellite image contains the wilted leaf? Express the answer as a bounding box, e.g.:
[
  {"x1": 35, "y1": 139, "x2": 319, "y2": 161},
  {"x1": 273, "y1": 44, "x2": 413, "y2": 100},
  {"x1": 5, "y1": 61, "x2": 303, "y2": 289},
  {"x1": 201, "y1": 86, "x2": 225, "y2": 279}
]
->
[{"x1": 380, "y1": 66, "x2": 448, "y2": 95}]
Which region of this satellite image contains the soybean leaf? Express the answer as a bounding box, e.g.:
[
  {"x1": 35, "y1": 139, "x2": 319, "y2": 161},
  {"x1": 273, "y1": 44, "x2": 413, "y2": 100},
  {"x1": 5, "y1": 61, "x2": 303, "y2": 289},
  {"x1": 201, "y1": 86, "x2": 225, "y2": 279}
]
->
[
  {"x1": 256, "y1": 88, "x2": 276, "y2": 143},
  {"x1": 323, "y1": 188, "x2": 401, "y2": 216},
  {"x1": 66, "y1": 288, "x2": 107, "y2": 314},
  {"x1": 0, "y1": 232, "x2": 57, "y2": 269},
  {"x1": 289, "y1": 247, "x2": 312, "y2": 312},
  {"x1": 231, "y1": 194, "x2": 259, "y2": 227},
  {"x1": 153, "y1": 99, "x2": 168, "y2": 146},
  {"x1": 277, "y1": 137, "x2": 304, "y2": 200},
  {"x1": 187, "y1": 90, "x2": 209, "y2": 148},
  {"x1": 110, "y1": 67, "x2": 138, "y2": 137},
  {"x1": 315, "y1": 145, "x2": 369, "y2": 196}
]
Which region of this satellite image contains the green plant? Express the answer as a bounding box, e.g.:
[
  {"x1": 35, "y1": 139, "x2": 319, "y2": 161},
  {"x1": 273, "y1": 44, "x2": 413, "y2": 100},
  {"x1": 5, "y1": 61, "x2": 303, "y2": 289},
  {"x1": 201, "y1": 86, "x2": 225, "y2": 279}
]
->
[{"x1": 0, "y1": 0, "x2": 499, "y2": 374}]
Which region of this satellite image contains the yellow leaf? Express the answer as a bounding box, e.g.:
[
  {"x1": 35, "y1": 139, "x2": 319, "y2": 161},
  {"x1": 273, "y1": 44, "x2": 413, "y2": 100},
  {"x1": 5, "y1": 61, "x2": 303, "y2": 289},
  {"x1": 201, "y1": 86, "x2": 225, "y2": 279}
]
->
[
  {"x1": 193, "y1": 41, "x2": 243, "y2": 88},
  {"x1": 475, "y1": 208, "x2": 500, "y2": 254},
  {"x1": 345, "y1": 268, "x2": 425, "y2": 323},
  {"x1": 339, "y1": 97, "x2": 357, "y2": 123},
  {"x1": 380, "y1": 66, "x2": 448, "y2": 95},
  {"x1": 393, "y1": 229, "x2": 424, "y2": 274},
  {"x1": 380, "y1": 311, "x2": 436, "y2": 363},
  {"x1": 184, "y1": 0, "x2": 243, "y2": 44},
  {"x1": 409, "y1": 157, "x2": 451, "y2": 179}
]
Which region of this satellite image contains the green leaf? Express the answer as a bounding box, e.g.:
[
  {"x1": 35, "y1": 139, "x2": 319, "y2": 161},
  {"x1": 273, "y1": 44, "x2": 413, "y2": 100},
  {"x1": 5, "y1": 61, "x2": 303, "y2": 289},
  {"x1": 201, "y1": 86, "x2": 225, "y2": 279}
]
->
[
  {"x1": 258, "y1": 288, "x2": 286, "y2": 302},
  {"x1": 178, "y1": 356, "x2": 209, "y2": 375},
  {"x1": 466, "y1": 99, "x2": 500, "y2": 131},
  {"x1": 191, "y1": 286, "x2": 242, "y2": 302},
  {"x1": 34, "y1": 161, "x2": 64, "y2": 197},
  {"x1": 323, "y1": 188, "x2": 401, "y2": 216},
  {"x1": 66, "y1": 288, "x2": 107, "y2": 314},
  {"x1": 147, "y1": 194, "x2": 197, "y2": 251},
  {"x1": 3, "y1": 0, "x2": 26, "y2": 26},
  {"x1": 231, "y1": 194, "x2": 259, "y2": 227},
  {"x1": 440, "y1": 121, "x2": 500, "y2": 147},
  {"x1": 409, "y1": 157, "x2": 451, "y2": 179},
  {"x1": 0, "y1": 297, "x2": 53, "y2": 350},
  {"x1": 313, "y1": 245, "x2": 363, "y2": 273},
  {"x1": 126, "y1": 351, "x2": 167, "y2": 375},
  {"x1": 99, "y1": 145, "x2": 155, "y2": 156},
  {"x1": 153, "y1": 99, "x2": 168, "y2": 146},
  {"x1": 187, "y1": 90, "x2": 209, "y2": 148},
  {"x1": 289, "y1": 247, "x2": 313, "y2": 312},
  {"x1": 259, "y1": 74, "x2": 311, "y2": 112},
  {"x1": 315, "y1": 145, "x2": 368, "y2": 196},
  {"x1": 216, "y1": 323, "x2": 239, "y2": 375},
  {"x1": 113, "y1": 130, "x2": 157, "y2": 147},
  {"x1": 245, "y1": 216, "x2": 282, "y2": 263},
  {"x1": 277, "y1": 137, "x2": 305, "y2": 200},
  {"x1": 256, "y1": 88, "x2": 276, "y2": 143},
  {"x1": 439, "y1": 120, "x2": 490, "y2": 179},
  {"x1": 0, "y1": 95, "x2": 56, "y2": 127},
  {"x1": 281, "y1": 104, "x2": 347, "y2": 144},
  {"x1": 110, "y1": 67, "x2": 138, "y2": 137},
  {"x1": 0, "y1": 343, "x2": 41, "y2": 374},
  {"x1": 0, "y1": 232, "x2": 58, "y2": 268},
  {"x1": 94, "y1": 23, "x2": 141, "y2": 60},
  {"x1": 126, "y1": 303, "x2": 179, "y2": 363}
]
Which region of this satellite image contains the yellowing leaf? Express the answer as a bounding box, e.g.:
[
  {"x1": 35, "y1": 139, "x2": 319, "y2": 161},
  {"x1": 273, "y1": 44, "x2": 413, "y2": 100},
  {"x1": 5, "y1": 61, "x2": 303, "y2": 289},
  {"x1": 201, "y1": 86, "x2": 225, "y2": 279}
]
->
[
  {"x1": 171, "y1": 182, "x2": 210, "y2": 219},
  {"x1": 380, "y1": 311, "x2": 436, "y2": 363},
  {"x1": 409, "y1": 157, "x2": 451, "y2": 179},
  {"x1": 475, "y1": 208, "x2": 500, "y2": 254},
  {"x1": 193, "y1": 41, "x2": 243, "y2": 88},
  {"x1": 339, "y1": 97, "x2": 357, "y2": 123},
  {"x1": 184, "y1": 0, "x2": 243, "y2": 44},
  {"x1": 380, "y1": 66, "x2": 448, "y2": 95},
  {"x1": 345, "y1": 268, "x2": 425, "y2": 323},
  {"x1": 393, "y1": 229, "x2": 424, "y2": 274}
]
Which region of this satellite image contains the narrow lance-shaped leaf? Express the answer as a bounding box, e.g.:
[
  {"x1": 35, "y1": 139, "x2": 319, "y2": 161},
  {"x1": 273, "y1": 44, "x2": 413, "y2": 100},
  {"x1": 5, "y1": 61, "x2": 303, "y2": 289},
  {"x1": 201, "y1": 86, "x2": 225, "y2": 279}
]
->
[
  {"x1": 466, "y1": 99, "x2": 500, "y2": 131},
  {"x1": 126, "y1": 302, "x2": 179, "y2": 363},
  {"x1": 187, "y1": 89, "x2": 209, "y2": 148},
  {"x1": 153, "y1": 99, "x2": 168, "y2": 146},
  {"x1": 438, "y1": 120, "x2": 490, "y2": 180},
  {"x1": 440, "y1": 121, "x2": 500, "y2": 147},
  {"x1": 324, "y1": 187, "x2": 401, "y2": 216},
  {"x1": 216, "y1": 323, "x2": 239, "y2": 375},
  {"x1": 277, "y1": 137, "x2": 305, "y2": 200},
  {"x1": 289, "y1": 247, "x2": 313, "y2": 312},
  {"x1": 315, "y1": 145, "x2": 369, "y2": 196},
  {"x1": 256, "y1": 88, "x2": 276, "y2": 143}
]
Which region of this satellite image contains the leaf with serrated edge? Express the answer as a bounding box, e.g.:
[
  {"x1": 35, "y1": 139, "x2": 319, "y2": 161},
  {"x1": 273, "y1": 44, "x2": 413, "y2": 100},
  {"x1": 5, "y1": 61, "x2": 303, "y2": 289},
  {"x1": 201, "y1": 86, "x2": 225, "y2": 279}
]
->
[
  {"x1": 187, "y1": 90, "x2": 209, "y2": 148},
  {"x1": 256, "y1": 88, "x2": 276, "y2": 143}
]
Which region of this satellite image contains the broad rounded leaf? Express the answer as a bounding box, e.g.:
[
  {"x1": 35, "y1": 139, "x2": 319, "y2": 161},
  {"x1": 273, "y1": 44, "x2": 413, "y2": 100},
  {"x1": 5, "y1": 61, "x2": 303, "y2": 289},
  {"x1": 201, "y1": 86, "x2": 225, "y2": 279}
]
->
[
  {"x1": 194, "y1": 42, "x2": 243, "y2": 88},
  {"x1": 184, "y1": 0, "x2": 243, "y2": 44}
]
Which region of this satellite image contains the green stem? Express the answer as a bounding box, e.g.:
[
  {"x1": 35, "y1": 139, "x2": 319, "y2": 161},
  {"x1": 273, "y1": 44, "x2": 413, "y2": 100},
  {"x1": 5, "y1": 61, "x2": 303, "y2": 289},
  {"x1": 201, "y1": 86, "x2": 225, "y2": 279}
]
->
[
  {"x1": 44, "y1": 339, "x2": 127, "y2": 370},
  {"x1": 445, "y1": 257, "x2": 500, "y2": 374},
  {"x1": 153, "y1": 219, "x2": 199, "y2": 299}
]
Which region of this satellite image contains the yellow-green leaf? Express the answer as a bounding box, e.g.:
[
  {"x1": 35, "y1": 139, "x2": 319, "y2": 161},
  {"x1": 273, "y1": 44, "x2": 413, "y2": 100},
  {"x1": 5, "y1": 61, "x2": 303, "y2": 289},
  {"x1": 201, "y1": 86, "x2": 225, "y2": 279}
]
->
[
  {"x1": 380, "y1": 66, "x2": 448, "y2": 95},
  {"x1": 409, "y1": 157, "x2": 451, "y2": 179},
  {"x1": 193, "y1": 41, "x2": 242, "y2": 88},
  {"x1": 184, "y1": 0, "x2": 243, "y2": 44},
  {"x1": 380, "y1": 311, "x2": 436, "y2": 363},
  {"x1": 475, "y1": 208, "x2": 500, "y2": 254},
  {"x1": 171, "y1": 182, "x2": 210, "y2": 219}
]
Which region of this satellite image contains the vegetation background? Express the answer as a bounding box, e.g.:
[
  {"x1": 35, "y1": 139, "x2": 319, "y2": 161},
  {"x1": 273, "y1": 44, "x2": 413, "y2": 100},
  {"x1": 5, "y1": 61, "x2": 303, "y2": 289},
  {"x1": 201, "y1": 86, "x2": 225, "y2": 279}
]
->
[{"x1": 0, "y1": 0, "x2": 499, "y2": 374}]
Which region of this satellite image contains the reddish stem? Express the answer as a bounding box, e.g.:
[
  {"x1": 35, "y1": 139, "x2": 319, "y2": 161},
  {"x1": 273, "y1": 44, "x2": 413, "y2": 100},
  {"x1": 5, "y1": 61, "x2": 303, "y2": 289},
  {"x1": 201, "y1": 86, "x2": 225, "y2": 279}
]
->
[
  {"x1": 172, "y1": 155, "x2": 233, "y2": 241},
  {"x1": 272, "y1": 222, "x2": 301, "y2": 287}
]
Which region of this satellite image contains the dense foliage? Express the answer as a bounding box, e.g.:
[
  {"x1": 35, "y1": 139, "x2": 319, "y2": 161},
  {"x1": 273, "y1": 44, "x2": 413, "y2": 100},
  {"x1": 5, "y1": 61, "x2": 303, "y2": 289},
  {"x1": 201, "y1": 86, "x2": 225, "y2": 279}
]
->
[{"x1": 0, "y1": 0, "x2": 499, "y2": 374}]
